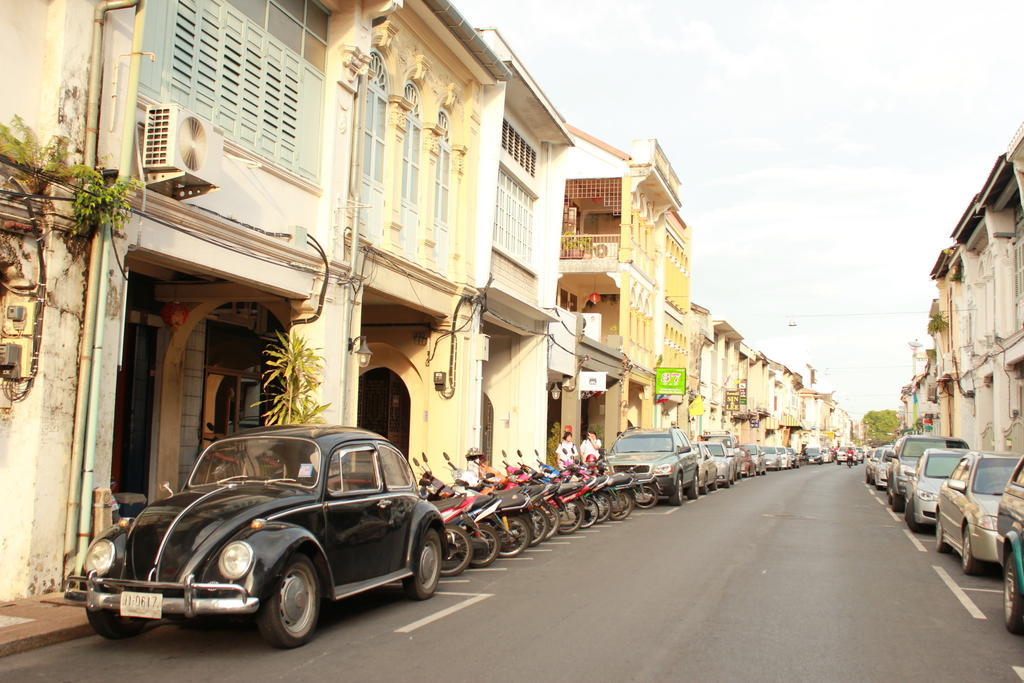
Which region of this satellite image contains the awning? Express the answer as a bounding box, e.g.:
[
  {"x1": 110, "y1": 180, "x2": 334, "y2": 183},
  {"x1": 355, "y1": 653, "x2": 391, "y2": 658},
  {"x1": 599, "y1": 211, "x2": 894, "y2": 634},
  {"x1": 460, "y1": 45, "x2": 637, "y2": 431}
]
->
[{"x1": 780, "y1": 415, "x2": 803, "y2": 428}]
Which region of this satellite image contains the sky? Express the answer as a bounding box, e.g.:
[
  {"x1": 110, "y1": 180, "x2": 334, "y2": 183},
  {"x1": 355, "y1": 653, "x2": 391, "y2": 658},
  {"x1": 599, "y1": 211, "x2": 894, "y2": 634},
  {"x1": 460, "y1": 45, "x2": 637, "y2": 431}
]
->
[{"x1": 456, "y1": 0, "x2": 1024, "y2": 418}]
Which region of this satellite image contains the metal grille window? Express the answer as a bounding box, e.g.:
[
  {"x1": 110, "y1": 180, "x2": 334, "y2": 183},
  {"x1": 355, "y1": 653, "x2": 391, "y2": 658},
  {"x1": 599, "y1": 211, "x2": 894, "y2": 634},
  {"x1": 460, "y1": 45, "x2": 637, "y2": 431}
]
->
[
  {"x1": 141, "y1": 0, "x2": 326, "y2": 179},
  {"x1": 501, "y1": 119, "x2": 536, "y2": 177},
  {"x1": 433, "y1": 111, "x2": 451, "y2": 273},
  {"x1": 494, "y1": 169, "x2": 534, "y2": 266}
]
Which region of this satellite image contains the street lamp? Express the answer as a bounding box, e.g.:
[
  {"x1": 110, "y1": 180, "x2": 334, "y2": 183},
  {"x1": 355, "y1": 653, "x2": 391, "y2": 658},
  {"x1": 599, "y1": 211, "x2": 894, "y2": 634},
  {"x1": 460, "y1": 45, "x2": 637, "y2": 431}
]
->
[
  {"x1": 550, "y1": 383, "x2": 562, "y2": 400},
  {"x1": 908, "y1": 339, "x2": 923, "y2": 376},
  {"x1": 349, "y1": 336, "x2": 373, "y2": 368}
]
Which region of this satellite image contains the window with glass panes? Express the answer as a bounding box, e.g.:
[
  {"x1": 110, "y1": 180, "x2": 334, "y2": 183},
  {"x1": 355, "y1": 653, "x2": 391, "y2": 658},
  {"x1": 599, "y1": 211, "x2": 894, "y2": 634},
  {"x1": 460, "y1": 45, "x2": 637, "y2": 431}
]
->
[
  {"x1": 494, "y1": 169, "x2": 534, "y2": 265},
  {"x1": 140, "y1": 0, "x2": 328, "y2": 178},
  {"x1": 359, "y1": 52, "x2": 388, "y2": 243},
  {"x1": 1015, "y1": 205, "x2": 1024, "y2": 328},
  {"x1": 433, "y1": 111, "x2": 451, "y2": 272},
  {"x1": 399, "y1": 83, "x2": 421, "y2": 255}
]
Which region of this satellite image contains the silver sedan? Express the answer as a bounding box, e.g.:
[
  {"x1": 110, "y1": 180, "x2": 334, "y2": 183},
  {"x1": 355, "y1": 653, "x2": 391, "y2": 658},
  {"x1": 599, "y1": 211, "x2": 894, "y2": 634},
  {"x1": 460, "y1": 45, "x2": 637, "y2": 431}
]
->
[
  {"x1": 937, "y1": 451, "x2": 1021, "y2": 575},
  {"x1": 903, "y1": 448, "x2": 966, "y2": 532}
]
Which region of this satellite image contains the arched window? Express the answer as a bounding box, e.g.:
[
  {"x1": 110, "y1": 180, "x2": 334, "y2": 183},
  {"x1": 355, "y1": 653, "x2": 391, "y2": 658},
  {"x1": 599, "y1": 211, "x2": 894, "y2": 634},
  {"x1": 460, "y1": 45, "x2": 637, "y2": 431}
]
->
[
  {"x1": 360, "y1": 52, "x2": 389, "y2": 243},
  {"x1": 399, "y1": 83, "x2": 421, "y2": 256},
  {"x1": 433, "y1": 110, "x2": 451, "y2": 273}
]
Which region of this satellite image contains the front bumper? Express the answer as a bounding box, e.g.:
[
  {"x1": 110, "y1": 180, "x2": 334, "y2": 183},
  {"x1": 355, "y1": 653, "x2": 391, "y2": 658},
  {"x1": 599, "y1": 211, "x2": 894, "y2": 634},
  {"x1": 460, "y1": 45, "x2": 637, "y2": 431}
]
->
[
  {"x1": 66, "y1": 572, "x2": 260, "y2": 618},
  {"x1": 912, "y1": 497, "x2": 938, "y2": 525},
  {"x1": 655, "y1": 474, "x2": 674, "y2": 495}
]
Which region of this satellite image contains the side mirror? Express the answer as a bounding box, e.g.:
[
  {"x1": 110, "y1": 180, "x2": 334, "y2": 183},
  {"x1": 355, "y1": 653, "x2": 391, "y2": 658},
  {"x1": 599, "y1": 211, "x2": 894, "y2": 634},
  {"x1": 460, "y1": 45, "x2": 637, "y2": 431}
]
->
[
  {"x1": 678, "y1": 444, "x2": 691, "y2": 454},
  {"x1": 948, "y1": 479, "x2": 967, "y2": 493}
]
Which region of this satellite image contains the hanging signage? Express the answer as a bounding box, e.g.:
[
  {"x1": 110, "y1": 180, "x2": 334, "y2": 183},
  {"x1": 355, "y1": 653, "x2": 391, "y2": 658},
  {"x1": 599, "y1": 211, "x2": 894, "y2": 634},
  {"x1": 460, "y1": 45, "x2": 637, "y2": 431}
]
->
[
  {"x1": 750, "y1": 418, "x2": 761, "y2": 429},
  {"x1": 724, "y1": 390, "x2": 741, "y2": 412},
  {"x1": 655, "y1": 368, "x2": 687, "y2": 396},
  {"x1": 578, "y1": 371, "x2": 607, "y2": 392},
  {"x1": 737, "y1": 380, "x2": 748, "y2": 405}
]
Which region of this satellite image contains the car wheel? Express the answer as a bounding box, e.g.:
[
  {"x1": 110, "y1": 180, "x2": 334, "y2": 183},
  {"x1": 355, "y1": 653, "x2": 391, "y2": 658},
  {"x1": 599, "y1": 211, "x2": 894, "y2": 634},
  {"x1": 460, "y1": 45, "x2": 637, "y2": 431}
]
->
[
  {"x1": 440, "y1": 525, "x2": 473, "y2": 577},
  {"x1": 962, "y1": 527, "x2": 982, "y2": 576},
  {"x1": 685, "y1": 476, "x2": 699, "y2": 501},
  {"x1": 1005, "y1": 558, "x2": 1024, "y2": 634},
  {"x1": 904, "y1": 498, "x2": 922, "y2": 533},
  {"x1": 469, "y1": 525, "x2": 501, "y2": 567},
  {"x1": 256, "y1": 554, "x2": 320, "y2": 649},
  {"x1": 865, "y1": 470, "x2": 870, "y2": 484},
  {"x1": 936, "y1": 518, "x2": 952, "y2": 554},
  {"x1": 710, "y1": 476, "x2": 718, "y2": 492},
  {"x1": 404, "y1": 529, "x2": 442, "y2": 600},
  {"x1": 86, "y1": 610, "x2": 148, "y2": 640},
  {"x1": 668, "y1": 475, "x2": 685, "y2": 506},
  {"x1": 699, "y1": 474, "x2": 708, "y2": 495},
  {"x1": 892, "y1": 491, "x2": 905, "y2": 513}
]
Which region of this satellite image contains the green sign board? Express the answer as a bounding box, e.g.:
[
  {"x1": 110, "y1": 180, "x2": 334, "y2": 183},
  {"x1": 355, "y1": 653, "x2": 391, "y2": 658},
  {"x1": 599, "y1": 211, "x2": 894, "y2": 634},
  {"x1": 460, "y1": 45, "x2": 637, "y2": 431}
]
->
[{"x1": 655, "y1": 368, "x2": 687, "y2": 396}]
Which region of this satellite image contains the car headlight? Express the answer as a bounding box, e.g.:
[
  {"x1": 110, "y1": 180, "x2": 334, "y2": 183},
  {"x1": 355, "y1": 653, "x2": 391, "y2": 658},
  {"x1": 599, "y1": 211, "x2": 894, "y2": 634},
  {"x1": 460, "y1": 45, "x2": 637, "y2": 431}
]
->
[
  {"x1": 979, "y1": 515, "x2": 999, "y2": 531},
  {"x1": 218, "y1": 541, "x2": 254, "y2": 580},
  {"x1": 83, "y1": 539, "x2": 115, "y2": 576},
  {"x1": 916, "y1": 490, "x2": 936, "y2": 502},
  {"x1": 652, "y1": 464, "x2": 674, "y2": 475}
]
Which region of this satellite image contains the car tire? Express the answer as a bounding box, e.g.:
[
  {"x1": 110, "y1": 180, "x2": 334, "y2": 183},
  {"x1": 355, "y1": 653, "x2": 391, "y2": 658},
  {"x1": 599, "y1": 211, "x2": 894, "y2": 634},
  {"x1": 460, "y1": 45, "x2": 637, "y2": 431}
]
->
[
  {"x1": 86, "y1": 609, "x2": 148, "y2": 640},
  {"x1": 256, "y1": 553, "x2": 321, "y2": 649},
  {"x1": 404, "y1": 529, "x2": 442, "y2": 600},
  {"x1": 699, "y1": 474, "x2": 709, "y2": 495},
  {"x1": 685, "y1": 476, "x2": 699, "y2": 501},
  {"x1": 865, "y1": 470, "x2": 871, "y2": 484},
  {"x1": 441, "y1": 525, "x2": 473, "y2": 577},
  {"x1": 1005, "y1": 557, "x2": 1024, "y2": 634},
  {"x1": 469, "y1": 525, "x2": 501, "y2": 567},
  {"x1": 892, "y1": 491, "x2": 905, "y2": 513},
  {"x1": 710, "y1": 477, "x2": 718, "y2": 492},
  {"x1": 904, "y1": 499, "x2": 922, "y2": 533},
  {"x1": 668, "y1": 475, "x2": 684, "y2": 506},
  {"x1": 936, "y1": 518, "x2": 952, "y2": 554},
  {"x1": 962, "y1": 527, "x2": 982, "y2": 576}
]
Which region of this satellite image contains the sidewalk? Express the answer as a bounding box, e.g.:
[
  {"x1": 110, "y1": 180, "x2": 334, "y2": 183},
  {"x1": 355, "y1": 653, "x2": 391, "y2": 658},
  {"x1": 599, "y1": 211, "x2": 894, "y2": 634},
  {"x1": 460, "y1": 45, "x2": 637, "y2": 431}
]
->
[{"x1": 0, "y1": 593, "x2": 91, "y2": 658}]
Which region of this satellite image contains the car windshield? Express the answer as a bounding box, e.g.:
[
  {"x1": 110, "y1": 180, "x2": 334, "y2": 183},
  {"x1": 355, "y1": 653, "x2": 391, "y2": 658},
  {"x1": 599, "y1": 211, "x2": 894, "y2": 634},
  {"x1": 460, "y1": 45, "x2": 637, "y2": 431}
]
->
[
  {"x1": 973, "y1": 458, "x2": 1019, "y2": 495},
  {"x1": 805, "y1": 448, "x2": 820, "y2": 455},
  {"x1": 741, "y1": 444, "x2": 757, "y2": 452},
  {"x1": 903, "y1": 439, "x2": 967, "y2": 460},
  {"x1": 704, "y1": 443, "x2": 725, "y2": 455},
  {"x1": 189, "y1": 437, "x2": 322, "y2": 487},
  {"x1": 612, "y1": 434, "x2": 672, "y2": 453},
  {"x1": 923, "y1": 454, "x2": 962, "y2": 478}
]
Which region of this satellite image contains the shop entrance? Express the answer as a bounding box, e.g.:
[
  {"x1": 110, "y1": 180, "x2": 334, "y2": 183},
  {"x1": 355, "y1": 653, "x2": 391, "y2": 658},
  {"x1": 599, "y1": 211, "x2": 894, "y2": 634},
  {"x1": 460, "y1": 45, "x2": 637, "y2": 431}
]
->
[{"x1": 358, "y1": 367, "x2": 411, "y2": 455}]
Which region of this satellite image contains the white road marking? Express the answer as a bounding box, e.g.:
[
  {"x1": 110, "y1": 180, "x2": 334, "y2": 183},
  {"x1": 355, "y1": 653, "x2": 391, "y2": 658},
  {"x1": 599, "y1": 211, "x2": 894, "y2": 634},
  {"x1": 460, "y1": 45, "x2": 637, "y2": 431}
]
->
[
  {"x1": 962, "y1": 587, "x2": 1002, "y2": 594},
  {"x1": 467, "y1": 567, "x2": 507, "y2": 572},
  {"x1": 1012, "y1": 665, "x2": 1024, "y2": 680},
  {"x1": 0, "y1": 615, "x2": 33, "y2": 627},
  {"x1": 439, "y1": 579, "x2": 470, "y2": 583},
  {"x1": 394, "y1": 593, "x2": 493, "y2": 633},
  {"x1": 685, "y1": 500, "x2": 697, "y2": 504},
  {"x1": 933, "y1": 565, "x2": 987, "y2": 620},
  {"x1": 546, "y1": 541, "x2": 571, "y2": 545},
  {"x1": 501, "y1": 556, "x2": 533, "y2": 560},
  {"x1": 525, "y1": 548, "x2": 552, "y2": 552},
  {"x1": 874, "y1": 497, "x2": 887, "y2": 506},
  {"x1": 888, "y1": 510, "x2": 902, "y2": 523},
  {"x1": 663, "y1": 508, "x2": 680, "y2": 515},
  {"x1": 903, "y1": 529, "x2": 928, "y2": 552}
]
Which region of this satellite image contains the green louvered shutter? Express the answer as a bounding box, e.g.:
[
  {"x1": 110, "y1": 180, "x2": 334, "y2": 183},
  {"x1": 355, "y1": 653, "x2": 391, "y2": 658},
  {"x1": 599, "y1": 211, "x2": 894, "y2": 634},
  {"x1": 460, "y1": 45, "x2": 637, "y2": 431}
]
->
[{"x1": 139, "y1": 0, "x2": 323, "y2": 180}]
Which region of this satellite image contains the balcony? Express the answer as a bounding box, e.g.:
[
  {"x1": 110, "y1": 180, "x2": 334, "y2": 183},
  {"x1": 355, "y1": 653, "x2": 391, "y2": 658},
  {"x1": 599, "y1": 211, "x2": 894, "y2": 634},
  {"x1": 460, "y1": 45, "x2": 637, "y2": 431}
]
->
[{"x1": 559, "y1": 234, "x2": 620, "y2": 274}]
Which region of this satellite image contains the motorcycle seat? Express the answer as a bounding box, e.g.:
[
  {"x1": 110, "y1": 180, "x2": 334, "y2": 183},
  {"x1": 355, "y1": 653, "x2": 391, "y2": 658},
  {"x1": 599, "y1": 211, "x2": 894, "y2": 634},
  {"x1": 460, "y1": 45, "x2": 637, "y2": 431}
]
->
[{"x1": 469, "y1": 494, "x2": 497, "y2": 510}]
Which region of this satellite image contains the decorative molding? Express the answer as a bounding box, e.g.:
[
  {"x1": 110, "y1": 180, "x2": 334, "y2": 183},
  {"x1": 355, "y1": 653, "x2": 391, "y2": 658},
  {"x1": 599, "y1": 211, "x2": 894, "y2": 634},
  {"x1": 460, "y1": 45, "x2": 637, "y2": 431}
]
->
[
  {"x1": 339, "y1": 44, "x2": 372, "y2": 92},
  {"x1": 388, "y1": 105, "x2": 408, "y2": 129},
  {"x1": 372, "y1": 20, "x2": 399, "y2": 52},
  {"x1": 451, "y1": 145, "x2": 468, "y2": 176},
  {"x1": 443, "y1": 82, "x2": 459, "y2": 109},
  {"x1": 408, "y1": 54, "x2": 430, "y2": 85}
]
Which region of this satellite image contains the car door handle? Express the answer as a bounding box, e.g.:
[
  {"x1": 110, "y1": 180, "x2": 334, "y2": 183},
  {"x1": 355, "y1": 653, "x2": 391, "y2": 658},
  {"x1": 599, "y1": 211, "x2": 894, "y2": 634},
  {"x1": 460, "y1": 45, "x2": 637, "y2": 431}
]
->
[{"x1": 376, "y1": 499, "x2": 393, "y2": 509}]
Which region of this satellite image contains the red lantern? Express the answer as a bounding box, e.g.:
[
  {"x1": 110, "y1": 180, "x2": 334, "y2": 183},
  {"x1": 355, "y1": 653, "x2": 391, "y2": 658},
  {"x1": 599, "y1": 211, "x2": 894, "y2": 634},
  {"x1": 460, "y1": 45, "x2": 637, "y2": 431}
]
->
[
  {"x1": 587, "y1": 292, "x2": 601, "y2": 304},
  {"x1": 160, "y1": 301, "x2": 189, "y2": 328}
]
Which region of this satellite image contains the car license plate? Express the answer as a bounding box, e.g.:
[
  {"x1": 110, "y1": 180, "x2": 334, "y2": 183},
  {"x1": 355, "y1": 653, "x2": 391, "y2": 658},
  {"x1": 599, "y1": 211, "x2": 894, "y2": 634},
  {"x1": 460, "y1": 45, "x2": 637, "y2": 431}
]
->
[{"x1": 120, "y1": 591, "x2": 162, "y2": 619}]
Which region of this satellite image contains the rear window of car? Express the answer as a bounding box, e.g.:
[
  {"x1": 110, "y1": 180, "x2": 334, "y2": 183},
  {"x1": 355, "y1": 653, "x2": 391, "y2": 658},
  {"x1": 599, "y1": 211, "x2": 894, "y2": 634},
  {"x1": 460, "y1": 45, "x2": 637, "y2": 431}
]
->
[
  {"x1": 612, "y1": 434, "x2": 672, "y2": 453},
  {"x1": 805, "y1": 447, "x2": 820, "y2": 455},
  {"x1": 923, "y1": 454, "x2": 962, "y2": 478},
  {"x1": 704, "y1": 443, "x2": 725, "y2": 455},
  {"x1": 902, "y1": 439, "x2": 968, "y2": 461},
  {"x1": 973, "y1": 458, "x2": 1019, "y2": 495}
]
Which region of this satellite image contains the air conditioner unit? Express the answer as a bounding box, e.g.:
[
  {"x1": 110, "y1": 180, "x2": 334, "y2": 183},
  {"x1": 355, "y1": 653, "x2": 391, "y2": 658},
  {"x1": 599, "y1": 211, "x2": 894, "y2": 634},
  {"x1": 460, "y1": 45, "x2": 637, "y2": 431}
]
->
[
  {"x1": 580, "y1": 313, "x2": 602, "y2": 341},
  {"x1": 143, "y1": 104, "x2": 223, "y2": 200}
]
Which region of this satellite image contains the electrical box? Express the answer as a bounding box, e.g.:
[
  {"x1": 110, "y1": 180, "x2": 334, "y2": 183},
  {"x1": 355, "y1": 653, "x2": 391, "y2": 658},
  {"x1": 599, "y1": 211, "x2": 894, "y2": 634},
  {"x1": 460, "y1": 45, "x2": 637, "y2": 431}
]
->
[
  {"x1": 0, "y1": 343, "x2": 21, "y2": 378},
  {"x1": 477, "y1": 334, "x2": 489, "y2": 362},
  {"x1": 433, "y1": 371, "x2": 446, "y2": 389},
  {"x1": 5, "y1": 305, "x2": 26, "y2": 331}
]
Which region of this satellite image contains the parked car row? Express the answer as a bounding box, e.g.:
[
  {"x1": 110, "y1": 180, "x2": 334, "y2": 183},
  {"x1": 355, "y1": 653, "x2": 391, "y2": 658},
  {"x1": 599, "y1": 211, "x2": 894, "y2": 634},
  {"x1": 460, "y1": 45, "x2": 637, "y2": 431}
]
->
[{"x1": 864, "y1": 433, "x2": 1024, "y2": 635}]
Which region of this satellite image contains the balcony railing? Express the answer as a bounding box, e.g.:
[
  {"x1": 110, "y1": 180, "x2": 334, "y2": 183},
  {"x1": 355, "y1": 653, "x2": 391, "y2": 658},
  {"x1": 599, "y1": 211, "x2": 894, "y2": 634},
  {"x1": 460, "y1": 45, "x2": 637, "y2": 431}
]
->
[{"x1": 560, "y1": 233, "x2": 620, "y2": 260}]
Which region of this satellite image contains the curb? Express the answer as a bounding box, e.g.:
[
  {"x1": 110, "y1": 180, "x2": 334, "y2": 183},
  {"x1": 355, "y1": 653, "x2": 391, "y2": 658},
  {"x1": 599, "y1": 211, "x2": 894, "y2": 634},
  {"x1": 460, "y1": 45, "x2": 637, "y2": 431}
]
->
[{"x1": 0, "y1": 623, "x2": 93, "y2": 658}]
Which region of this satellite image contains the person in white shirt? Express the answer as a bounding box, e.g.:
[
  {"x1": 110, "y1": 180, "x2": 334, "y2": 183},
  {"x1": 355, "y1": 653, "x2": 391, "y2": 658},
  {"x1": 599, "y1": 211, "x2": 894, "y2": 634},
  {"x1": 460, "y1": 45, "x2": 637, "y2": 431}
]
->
[
  {"x1": 579, "y1": 430, "x2": 602, "y2": 464},
  {"x1": 555, "y1": 432, "x2": 579, "y2": 468}
]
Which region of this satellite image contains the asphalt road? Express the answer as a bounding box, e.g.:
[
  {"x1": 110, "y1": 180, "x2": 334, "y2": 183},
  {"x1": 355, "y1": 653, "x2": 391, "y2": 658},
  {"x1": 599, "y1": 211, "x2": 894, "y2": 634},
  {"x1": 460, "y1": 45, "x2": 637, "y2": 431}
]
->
[{"x1": 3, "y1": 465, "x2": 1024, "y2": 682}]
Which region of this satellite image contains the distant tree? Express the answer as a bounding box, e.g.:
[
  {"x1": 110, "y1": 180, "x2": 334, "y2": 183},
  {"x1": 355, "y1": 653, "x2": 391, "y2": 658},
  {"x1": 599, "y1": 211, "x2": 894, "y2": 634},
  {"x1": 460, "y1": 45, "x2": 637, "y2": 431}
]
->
[{"x1": 863, "y1": 409, "x2": 899, "y2": 446}]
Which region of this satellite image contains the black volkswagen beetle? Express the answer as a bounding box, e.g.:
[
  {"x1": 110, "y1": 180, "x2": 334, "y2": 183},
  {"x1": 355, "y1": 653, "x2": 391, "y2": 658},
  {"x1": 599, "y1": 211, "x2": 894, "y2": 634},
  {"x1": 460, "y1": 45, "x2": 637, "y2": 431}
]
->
[{"x1": 66, "y1": 426, "x2": 445, "y2": 648}]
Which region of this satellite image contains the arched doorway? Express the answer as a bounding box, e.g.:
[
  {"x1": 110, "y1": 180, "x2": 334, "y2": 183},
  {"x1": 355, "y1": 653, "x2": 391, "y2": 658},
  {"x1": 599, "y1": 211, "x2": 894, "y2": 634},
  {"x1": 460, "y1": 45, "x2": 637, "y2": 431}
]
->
[
  {"x1": 358, "y1": 368, "x2": 411, "y2": 455},
  {"x1": 481, "y1": 393, "x2": 494, "y2": 464}
]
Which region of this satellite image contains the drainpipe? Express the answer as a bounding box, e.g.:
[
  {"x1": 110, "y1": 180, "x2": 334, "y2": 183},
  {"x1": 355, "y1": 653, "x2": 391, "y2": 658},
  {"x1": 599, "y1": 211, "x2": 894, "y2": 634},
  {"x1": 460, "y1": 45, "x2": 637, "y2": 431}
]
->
[
  {"x1": 64, "y1": 0, "x2": 140, "y2": 572},
  {"x1": 340, "y1": 74, "x2": 366, "y2": 426},
  {"x1": 73, "y1": 0, "x2": 146, "y2": 574}
]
